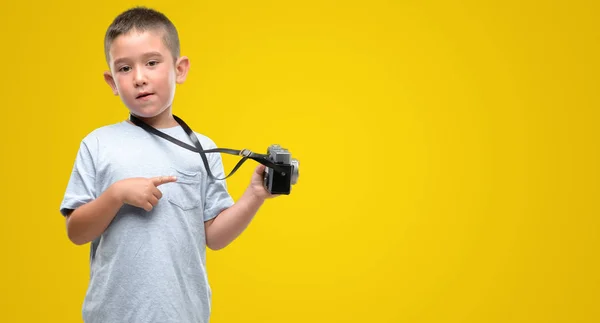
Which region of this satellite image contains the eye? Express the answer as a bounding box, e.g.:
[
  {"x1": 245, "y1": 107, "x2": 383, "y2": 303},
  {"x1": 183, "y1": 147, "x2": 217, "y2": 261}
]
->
[
  {"x1": 118, "y1": 66, "x2": 131, "y2": 72},
  {"x1": 147, "y1": 60, "x2": 159, "y2": 67}
]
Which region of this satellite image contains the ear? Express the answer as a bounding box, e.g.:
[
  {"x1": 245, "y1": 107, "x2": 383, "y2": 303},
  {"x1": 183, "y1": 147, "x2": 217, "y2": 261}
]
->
[
  {"x1": 175, "y1": 56, "x2": 190, "y2": 84},
  {"x1": 103, "y1": 71, "x2": 119, "y2": 96}
]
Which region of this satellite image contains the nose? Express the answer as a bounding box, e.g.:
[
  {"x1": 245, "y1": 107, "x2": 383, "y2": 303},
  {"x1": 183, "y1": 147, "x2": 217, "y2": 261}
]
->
[{"x1": 133, "y1": 67, "x2": 147, "y2": 88}]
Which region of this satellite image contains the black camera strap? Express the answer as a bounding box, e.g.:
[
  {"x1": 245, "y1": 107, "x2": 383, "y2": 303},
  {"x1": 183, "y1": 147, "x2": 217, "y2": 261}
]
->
[{"x1": 129, "y1": 114, "x2": 284, "y2": 180}]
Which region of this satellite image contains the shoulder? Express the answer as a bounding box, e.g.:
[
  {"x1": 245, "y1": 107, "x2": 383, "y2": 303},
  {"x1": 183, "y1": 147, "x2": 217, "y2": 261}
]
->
[
  {"x1": 191, "y1": 132, "x2": 227, "y2": 165},
  {"x1": 74, "y1": 122, "x2": 132, "y2": 154},
  {"x1": 80, "y1": 121, "x2": 132, "y2": 143},
  {"x1": 193, "y1": 131, "x2": 218, "y2": 149}
]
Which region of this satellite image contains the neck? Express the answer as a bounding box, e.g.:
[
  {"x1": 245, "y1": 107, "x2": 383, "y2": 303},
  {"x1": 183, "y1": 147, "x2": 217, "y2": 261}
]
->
[{"x1": 128, "y1": 111, "x2": 178, "y2": 129}]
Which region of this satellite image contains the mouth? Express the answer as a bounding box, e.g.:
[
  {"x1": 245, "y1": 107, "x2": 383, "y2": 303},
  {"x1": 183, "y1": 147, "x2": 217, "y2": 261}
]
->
[{"x1": 136, "y1": 92, "x2": 154, "y2": 99}]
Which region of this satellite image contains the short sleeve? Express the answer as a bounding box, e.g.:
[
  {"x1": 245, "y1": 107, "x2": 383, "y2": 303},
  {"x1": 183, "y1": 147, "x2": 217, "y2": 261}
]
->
[
  {"x1": 203, "y1": 148, "x2": 235, "y2": 222},
  {"x1": 59, "y1": 138, "x2": 97, "y2": 216}
]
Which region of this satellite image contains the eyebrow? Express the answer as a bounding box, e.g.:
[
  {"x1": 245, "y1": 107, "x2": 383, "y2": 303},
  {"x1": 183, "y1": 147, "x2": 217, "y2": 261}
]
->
[{"x1": 113, "y1": 51, "x2": 164, "y2": 67}]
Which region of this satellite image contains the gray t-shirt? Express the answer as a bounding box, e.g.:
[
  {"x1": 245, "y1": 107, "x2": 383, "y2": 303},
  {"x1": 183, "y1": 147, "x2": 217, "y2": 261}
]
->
[{"x1": 60, "y1": 121, "x2": 235, "y2": 323}]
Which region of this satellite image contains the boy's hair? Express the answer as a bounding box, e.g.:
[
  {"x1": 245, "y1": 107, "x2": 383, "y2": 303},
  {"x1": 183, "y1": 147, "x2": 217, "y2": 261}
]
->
[{"x1": 104, "y1": 6, "x2": 180, "y2": 64}]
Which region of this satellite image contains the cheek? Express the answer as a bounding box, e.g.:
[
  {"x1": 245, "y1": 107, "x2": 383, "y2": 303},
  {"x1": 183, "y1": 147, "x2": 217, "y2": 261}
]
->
[
  {"x1": 114, "y1": 76, "x2": 129, "y2": 91},
  {"x1": 158, "y1": 71, "x2": 176, "y2": 93},
  {"x1": 166, "y1": 69, "x2": 176, "y2": 85}
]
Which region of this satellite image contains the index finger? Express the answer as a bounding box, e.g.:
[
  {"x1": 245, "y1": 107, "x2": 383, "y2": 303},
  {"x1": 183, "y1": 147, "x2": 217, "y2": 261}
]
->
[{"x1": 151, "y1": 176, "x2": 177, "y2": 186}]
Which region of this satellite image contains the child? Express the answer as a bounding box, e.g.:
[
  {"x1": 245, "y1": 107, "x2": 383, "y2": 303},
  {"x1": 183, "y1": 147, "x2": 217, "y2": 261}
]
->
[{"x1": 60, "y1": 6, "x2": 276, "y2": 323}]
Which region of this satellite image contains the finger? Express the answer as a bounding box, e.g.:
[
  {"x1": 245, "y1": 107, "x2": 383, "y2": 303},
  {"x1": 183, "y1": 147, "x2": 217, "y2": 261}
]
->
[
  {"x1": 149, "y1": 196, "x2": 159, "y2": 207},
  {"x1": 152, "y1": 176, "x2": 177, "y2": 186},
  {"x1": 255, "y1": 164, "x2": 266, "y2": 175},
  {"x1": 143, "y1": 202, "x2": 153, "y2": 212},
  {"x1": 152, "y1": 187, "x2": 163, "y2": 199}
]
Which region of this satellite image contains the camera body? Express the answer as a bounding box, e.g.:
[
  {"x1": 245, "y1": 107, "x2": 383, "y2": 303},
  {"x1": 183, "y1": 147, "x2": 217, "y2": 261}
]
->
[{"x1": 263, "y1": 144, "x2": 299, "y2": 195}]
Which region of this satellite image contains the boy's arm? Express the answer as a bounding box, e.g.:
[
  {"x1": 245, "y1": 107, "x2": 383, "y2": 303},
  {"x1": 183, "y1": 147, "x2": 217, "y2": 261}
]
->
[
  {"x1": 65, "y1": 184, "x2": 123, "y2": 245},
  {"x1": 205, "y1": 165, "x2": 275, "y2": 250},
  {"x1": 66, "y1": 176, "x2": 176, "y2": 245}
]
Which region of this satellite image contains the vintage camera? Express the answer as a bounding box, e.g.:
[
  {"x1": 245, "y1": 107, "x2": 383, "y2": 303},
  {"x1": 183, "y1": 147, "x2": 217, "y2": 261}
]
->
[{"x1": 263, "y1": 144, "x2": 299, "y2": 195}]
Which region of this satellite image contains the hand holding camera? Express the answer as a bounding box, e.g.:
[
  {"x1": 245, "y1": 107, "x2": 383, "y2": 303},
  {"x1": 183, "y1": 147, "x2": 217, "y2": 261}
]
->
[{"x1": 261, "y1": 144, "x2": 299, "y2": 195}]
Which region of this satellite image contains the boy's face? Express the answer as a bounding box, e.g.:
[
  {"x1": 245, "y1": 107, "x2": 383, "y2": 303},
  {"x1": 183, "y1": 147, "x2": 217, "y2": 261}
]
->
[{"x1": 104, "y1": 29, "x2": 189, "y2": 120}]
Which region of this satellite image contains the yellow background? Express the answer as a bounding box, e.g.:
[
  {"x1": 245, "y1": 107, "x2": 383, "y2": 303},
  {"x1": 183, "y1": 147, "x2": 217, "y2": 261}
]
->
[{"x1": 1, "y1": 0, "x2": 598, "y2": 322}]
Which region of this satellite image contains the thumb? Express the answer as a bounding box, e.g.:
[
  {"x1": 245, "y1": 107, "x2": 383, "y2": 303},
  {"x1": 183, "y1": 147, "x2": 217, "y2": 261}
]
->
[
  {"x1": 151, "y1": 175, "x2": 177, "y2": 186},
  {"x1": 255, "y1": 164, "x2": 267, "y2": 175}
]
